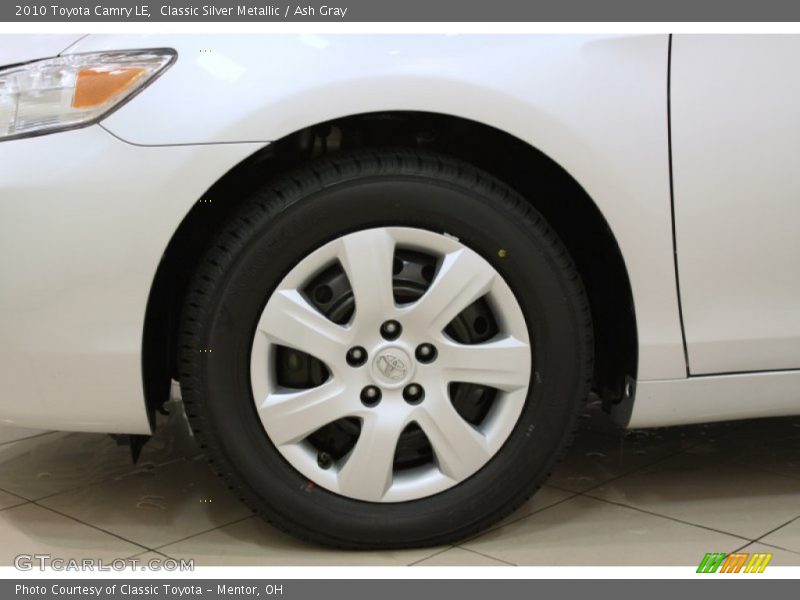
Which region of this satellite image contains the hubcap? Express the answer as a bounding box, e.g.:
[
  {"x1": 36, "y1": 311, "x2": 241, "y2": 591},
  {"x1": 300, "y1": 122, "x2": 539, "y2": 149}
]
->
[
  {"x1": 250, "y1": 227, "x2": 532, "y2": 502},
  {"x1": 372, "y1": 346, "x2": 414, "y2": 387}
]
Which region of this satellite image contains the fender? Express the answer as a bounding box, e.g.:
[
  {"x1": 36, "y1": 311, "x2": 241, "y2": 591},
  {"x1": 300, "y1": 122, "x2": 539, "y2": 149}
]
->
[{"x1": 67, "y1": 33, "x2": 686, "y2": 381}]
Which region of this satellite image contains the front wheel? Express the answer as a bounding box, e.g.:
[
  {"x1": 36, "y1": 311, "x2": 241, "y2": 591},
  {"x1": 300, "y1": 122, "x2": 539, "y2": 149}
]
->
[{"x1": 179, "y1": 149, "x2": 593, "y2": 548}]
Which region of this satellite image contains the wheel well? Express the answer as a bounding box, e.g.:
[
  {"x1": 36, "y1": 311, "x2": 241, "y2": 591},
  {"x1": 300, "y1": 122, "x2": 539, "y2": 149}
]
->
[{"x1": 142, "y1": 111, "x2": 638, "y2": 424}]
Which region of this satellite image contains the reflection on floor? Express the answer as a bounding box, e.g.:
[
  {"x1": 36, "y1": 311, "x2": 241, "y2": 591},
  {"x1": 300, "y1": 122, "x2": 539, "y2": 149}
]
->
[{"x1": 1, "y1": 398, "x2": 799, "y2": 566}]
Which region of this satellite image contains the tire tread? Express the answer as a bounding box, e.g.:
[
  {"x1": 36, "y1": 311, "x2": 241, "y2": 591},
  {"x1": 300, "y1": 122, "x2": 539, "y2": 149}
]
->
[{"x1": 178, "y1": 148, "x2": 593, "y2": 549}]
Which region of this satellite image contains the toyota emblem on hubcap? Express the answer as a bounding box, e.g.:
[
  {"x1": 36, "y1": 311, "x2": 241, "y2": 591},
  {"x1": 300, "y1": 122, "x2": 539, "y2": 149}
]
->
[{"x1": 377, "y1": 353, "x2": 407, "y2": 380}]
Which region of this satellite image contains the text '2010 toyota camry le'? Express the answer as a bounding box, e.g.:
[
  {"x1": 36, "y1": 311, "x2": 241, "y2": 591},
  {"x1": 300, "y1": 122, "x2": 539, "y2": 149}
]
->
[{"x1": 1, "y1": 34, "x2": 799, "y2": 548}]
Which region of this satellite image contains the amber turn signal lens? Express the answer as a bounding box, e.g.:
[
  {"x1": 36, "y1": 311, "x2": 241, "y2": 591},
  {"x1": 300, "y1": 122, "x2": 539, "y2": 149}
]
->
[
  {"x1": 72, "y1": 67, "x2": 146, "y2": 109},
  {"x1": 0, "y1": 50, "x2": 174, "y2": 140}
]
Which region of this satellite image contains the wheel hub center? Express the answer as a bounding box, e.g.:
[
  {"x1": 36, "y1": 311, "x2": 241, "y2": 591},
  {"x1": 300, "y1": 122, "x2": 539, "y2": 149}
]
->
[{"x1": 371, "y1": 346, "x2": 415, "y2": 388}]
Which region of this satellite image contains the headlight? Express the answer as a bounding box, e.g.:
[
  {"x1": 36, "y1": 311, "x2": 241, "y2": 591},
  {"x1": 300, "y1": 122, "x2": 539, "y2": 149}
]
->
[{"x1": 0, "y1": 49, "x2": 176, "y2": 141}]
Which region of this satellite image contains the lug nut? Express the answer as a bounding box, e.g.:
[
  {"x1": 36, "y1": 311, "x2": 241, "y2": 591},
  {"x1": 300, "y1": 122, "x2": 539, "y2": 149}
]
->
[
  {"x1": 317, "y1": 451, "x2": 333, "y2": 469},
  {"x1": 403, "y1": 383, "x2": 425, "y2": 405},
  {"x1": 361, "y1": 385, "x2": 382, "y2": 407},
  {"x1": 415, "y1": 343, "x2": 437, "y2": 363},
  {"x1": 346, "y1": 346, "x2": 367, "y2": 367},
  {"x1": 380, "y1": 320, "x2": 402, "y2": 340}
]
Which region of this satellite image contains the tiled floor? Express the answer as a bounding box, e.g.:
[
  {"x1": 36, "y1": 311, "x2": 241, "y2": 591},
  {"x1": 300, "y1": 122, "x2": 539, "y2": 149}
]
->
[{"x1": 1, "y1": 398, "x2": 800, "y2": 566}]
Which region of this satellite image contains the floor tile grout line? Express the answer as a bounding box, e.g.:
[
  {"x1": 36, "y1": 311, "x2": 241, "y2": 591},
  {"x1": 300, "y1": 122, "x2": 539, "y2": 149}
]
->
[
  {"x1": 452, "y1": 545, "x2": 517, "y2": 566},
  {"x1": 459, "y1": 490, "x2": 582, "y2": 545},
  {"x1": 0, "y1": 431, "x2": 57, "y2": 448},
  {"x1": 458, "y1": 421, "x2": 784, "y2": 553},
  {"x1": 572, "y1": 421, "x2": 800, "y2": 545},
  {"x1": 545, "y1": 482, "x2": 586, "y2": 494},
  {"x1": 130, "y1": 549, "x2": 178, "y2": 561},
  {"x1": 154, "y1": 549, "x2": 179, "y2": 561},
  {"x1": 740, "y1": 539, "x2": 800, "y2": 556},
  {"x1": 747, "y1": 514, "x2": 800, "y2": 546},
  {"x1": 30, "y1": 500, "x2": 153, "y2": 554},
  {"x1": 479, "y1": 426, "x2": 711, "y2": 510},
  {"x1": 0, "y1": 499, "x2": 30, "y2": 513},
  {"x1": 576, "y1": 492, "x2": 753, "y2": 543},
  {"x1": 407, "y1": 545, "x2": 457, "y2": 566},
  {"x1": 150, "y1": 514, "x2": 255, "y2": 552},
  {"x1": 0, "y1": 485, "x2": 29, "y2": 503}
]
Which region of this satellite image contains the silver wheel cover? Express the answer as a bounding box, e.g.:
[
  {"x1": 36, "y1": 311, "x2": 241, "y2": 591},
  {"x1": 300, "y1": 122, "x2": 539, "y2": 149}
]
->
[{"x1": 250, "y1": 227, "x2": 532, "y2": 502}]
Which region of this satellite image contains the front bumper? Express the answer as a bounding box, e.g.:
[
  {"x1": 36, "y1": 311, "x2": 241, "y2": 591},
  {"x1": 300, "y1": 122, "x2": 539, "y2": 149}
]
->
[{"x1": 0, "y1": 126, "x2": 262, "y2": 433}]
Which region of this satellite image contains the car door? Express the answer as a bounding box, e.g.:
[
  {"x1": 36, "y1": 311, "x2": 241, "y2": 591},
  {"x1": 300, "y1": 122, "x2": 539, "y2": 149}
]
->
[{"x1": 671, "y1": 34, "x2": 800, "y2": 375}]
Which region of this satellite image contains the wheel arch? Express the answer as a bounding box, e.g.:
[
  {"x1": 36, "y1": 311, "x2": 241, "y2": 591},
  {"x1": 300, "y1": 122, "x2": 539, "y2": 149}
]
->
[{"x1": 142, "y1": 111, "x2": 638, "y2": 425}]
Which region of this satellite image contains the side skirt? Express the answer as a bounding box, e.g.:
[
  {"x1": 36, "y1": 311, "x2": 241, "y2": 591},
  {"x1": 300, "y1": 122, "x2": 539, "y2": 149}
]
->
[{"x1": 614, "y1": 370, "x2": 800, "y2": 428}]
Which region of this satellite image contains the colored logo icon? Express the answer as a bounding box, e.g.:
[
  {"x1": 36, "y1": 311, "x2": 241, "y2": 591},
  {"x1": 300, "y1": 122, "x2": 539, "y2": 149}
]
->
[{"x1": 697, "y1": 552, "x2": 772, "y2": 573}]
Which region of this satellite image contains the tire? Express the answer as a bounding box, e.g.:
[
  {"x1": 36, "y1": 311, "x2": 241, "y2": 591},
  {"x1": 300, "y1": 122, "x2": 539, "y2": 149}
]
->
[{"x1": 179, "y1": 149, "x2": 593, "y2": 549}]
